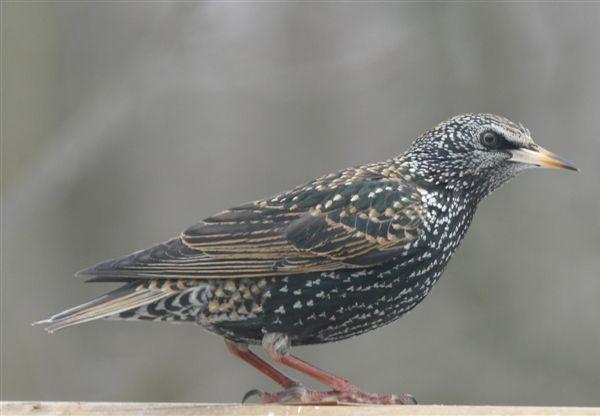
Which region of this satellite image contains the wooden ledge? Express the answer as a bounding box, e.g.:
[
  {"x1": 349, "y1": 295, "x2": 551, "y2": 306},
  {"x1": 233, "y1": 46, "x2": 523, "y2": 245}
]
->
[{"x1": 2, "y1": 402, "x2": 599, "y2": 416}]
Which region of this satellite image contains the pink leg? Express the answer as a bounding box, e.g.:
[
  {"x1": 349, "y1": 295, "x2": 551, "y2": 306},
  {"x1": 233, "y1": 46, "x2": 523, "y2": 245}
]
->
[
  {"x1": 224, "y1": 339, "x2": 299, "y2": 389},
  {"x1": 261, "y1": 333, "x2": 417, "y2": 405},
  {"x1": 273, "y1": 353, "x2": 356, "y2": 392}
]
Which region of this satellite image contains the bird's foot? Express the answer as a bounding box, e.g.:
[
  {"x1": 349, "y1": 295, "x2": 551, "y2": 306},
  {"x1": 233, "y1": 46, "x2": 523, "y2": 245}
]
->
[{"x1": 242, "y1": 386, "x2": 417, "y2": 405}]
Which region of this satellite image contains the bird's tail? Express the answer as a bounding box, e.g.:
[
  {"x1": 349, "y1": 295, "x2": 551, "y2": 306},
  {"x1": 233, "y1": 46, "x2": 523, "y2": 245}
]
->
[{"x1": 33, "y1": 280, "x2": 178, "y2": 333}]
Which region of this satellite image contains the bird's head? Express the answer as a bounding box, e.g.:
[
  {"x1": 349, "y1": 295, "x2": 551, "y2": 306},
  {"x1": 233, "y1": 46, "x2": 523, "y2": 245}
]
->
[{"x1": 400, "y1": 113, "x2": 578, "y2": 198}]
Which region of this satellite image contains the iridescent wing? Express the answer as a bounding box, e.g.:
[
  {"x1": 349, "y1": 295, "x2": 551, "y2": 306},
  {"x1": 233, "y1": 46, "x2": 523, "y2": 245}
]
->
[{"x1": 81, "y1": 168, "x2": 427, "y2": 282}]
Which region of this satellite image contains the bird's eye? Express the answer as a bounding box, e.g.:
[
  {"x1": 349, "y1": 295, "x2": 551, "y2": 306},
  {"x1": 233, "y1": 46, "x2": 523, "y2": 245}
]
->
[{"x1": 480, "y1": 131, "x2": 502, "y2": 149}]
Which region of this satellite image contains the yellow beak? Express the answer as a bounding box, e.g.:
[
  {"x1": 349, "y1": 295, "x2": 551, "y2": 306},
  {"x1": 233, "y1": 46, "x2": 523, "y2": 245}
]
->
[{"x1": 509, "y1": 146, "x2": 579, "y2": 172}]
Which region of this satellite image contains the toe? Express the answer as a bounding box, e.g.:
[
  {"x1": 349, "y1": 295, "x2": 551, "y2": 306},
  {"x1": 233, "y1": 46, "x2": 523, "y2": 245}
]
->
[{"x1": 278, "y1": 386, "x2": 308, "y2": 403}]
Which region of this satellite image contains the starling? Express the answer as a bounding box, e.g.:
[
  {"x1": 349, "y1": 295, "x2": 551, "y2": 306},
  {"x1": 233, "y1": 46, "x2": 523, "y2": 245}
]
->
[{"x1": 37, "y1": 114, "x2": 577, "y2": 404}]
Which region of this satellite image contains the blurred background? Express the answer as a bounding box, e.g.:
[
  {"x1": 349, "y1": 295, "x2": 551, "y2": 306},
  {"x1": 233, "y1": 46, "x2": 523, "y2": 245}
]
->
[{"x1": 2, "y1": 2, "x2": 599, "y2": 406}]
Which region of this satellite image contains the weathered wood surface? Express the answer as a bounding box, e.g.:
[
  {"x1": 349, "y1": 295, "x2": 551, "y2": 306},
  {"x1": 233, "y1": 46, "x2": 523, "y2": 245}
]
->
[{"x1": 2, "y1": 402, "x2": 599, "y2": 416}]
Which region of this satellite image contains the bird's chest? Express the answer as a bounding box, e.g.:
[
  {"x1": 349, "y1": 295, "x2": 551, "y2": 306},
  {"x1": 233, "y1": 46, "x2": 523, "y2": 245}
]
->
[
  {"x1": 402, "y1": 192, "x2": 475, "y2": 297},
  {"x1": 262, "y1": 192, "x2": 475, "y2": 344},
  {"x1": 262, "y1": 265, "x2": 433, "y2": 344},
  {"x1": 420, "y1": 190, "x2": 475, "y2": 267}
]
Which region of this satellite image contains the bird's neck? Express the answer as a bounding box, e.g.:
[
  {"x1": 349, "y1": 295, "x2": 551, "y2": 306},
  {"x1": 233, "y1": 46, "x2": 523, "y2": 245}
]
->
[{"x1": 390, "y1": 155, "x2": 487, "y2": 204}]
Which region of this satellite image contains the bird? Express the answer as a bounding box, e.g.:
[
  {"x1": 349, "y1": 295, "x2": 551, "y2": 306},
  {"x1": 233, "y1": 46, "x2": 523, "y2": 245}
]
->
[{"x1": 37, "y1": 113, "x2": 578, "y2": 404}]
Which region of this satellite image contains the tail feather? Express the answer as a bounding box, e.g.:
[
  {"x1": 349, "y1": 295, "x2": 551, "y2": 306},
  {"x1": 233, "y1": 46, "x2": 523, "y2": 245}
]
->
[{"x1": 34, "y1": 281, "x2": 174, "y2": 333}]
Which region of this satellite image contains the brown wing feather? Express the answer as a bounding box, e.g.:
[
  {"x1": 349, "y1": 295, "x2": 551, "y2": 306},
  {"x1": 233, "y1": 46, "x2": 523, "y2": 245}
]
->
[{"x1": 80, "y1": 168, "x2": 427, "y2": 281}]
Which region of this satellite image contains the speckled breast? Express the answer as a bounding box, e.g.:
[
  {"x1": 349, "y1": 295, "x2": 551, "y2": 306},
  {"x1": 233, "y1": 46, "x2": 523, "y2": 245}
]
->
[
  {"x1": 264, "y1": 258, "x2": 449, "y2": 345},
  {"x1": 201, "y1": 253, "x2": 448, "y2": 346}
]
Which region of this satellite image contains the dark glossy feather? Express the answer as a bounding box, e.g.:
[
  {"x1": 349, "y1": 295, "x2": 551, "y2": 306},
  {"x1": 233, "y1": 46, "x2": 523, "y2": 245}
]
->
[{"x1": 79, "y1": 167, "x2": 426, "y2": 282}]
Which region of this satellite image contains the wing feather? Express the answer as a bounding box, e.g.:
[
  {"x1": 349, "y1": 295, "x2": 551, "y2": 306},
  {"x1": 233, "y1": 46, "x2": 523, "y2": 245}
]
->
[{"x1": 80, "y1": 168, "x2": 428, "y2": 281}]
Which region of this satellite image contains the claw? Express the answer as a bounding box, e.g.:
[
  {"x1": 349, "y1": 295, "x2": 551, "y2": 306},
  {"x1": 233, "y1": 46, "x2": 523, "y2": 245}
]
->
[
  {"x1": 397, "y1": 393, "x2": 418, "y2": 405},
  {"x1": 241, "y1": 388, "x2": 264, "y2": 404},
  {"x1": 400, "y1": 393, "x2": 419, "y2": 404}
]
